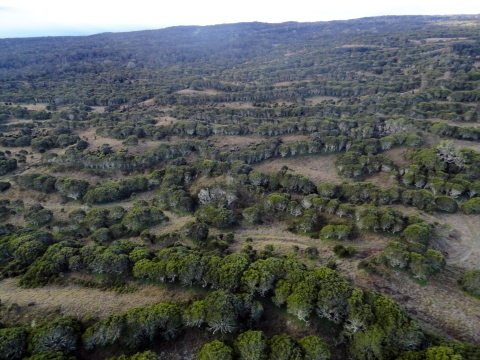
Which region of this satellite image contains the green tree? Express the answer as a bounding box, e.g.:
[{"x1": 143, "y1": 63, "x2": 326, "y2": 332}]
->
[
  {"x1": 268, "y1": 334, "x2": 302, "y2": 360},
  {"x1": 108, "y1": 351, "x2": 161, "y2": 360},
  {"x1": 28, "y1": 317, "x2": 81, "y2": 354},
  {"x1": 204, "y1": 290, "x2": 243, "y2": 334},
  {"x1": 198, "y1": 340, "x2": 233, "y2": 360},
  {"x1": 403, "y1": 224, "x2": 432, "y2": 246},
  {"x1": 298, "y1": 335, "x2": 331, "y2": 360},
  {"x1": 0, "y1": 327, "x2": 28, "y2": 360},
  {"x1": 234, "y1": 331, "x2": 268, "y2": 360},
  {"x1": 434, "y1": 196, "x2": 458, "y2": 213},
  {"x1": 409, "y1": 253, "x2": 429, "y2": 281},
  {"x1": 460, "y1": 269, "x2": 480, "y2": 297},
  {"x1": 55, "y1": 178, "x2": 89, "y2": 200}
]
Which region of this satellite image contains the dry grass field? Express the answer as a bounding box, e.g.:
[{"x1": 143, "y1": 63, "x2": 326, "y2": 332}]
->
[
  {"x1": 0, "y1": 278, "x2": 196, "y2": 321},
  {"x1": 253, "y1": 154, "x2": 344, "y2": 185}
]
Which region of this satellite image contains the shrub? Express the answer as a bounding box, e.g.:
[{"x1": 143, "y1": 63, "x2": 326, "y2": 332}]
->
[{"x1": 460, "y1": 269, "x2": 480, "y2": 297}]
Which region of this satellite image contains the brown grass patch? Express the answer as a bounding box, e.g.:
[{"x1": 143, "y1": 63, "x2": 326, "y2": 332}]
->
[
  {"x1": 253, "y1": 154, "x2": 344, "y2": 185},
  {"x1": 217, "y1": 102, "x2": 254, "y2": 109},
  {"x1": 383, "y1": 146, "x2": 409, "y2": 167},
  {"x1": 0, "y1": 278, "x2": 196, "y2": 321},
  {"x1": 139, "y1": 99, "x2": 155, "y2": 106},
  {"x1": 355, "y1": 269, "x2": 480, "y2": 342},
  {"x1": 90, "y1": 106, "x2": 105, "y2": 113},
  {"x1": 366, "y1": 172, "x2": 398, "y2": 189},
  {"x1": 209, "y1": 134, "x2": 265, "y2": 151},
  {"x1": 5, "y1": 119, "x2": 34, "y2": 125},
  {"x1": 150, "y1": 210, "x2": 195, "y2": 236},
  {"x1": 280, "y1": 134, "x2": 310, "y2": 143},
  {"x1": 272, "y1": 81, "x2": 297, "y2": 87},
  {"x1": 22, "y1": 104, "x2": 47, "y2": 111},
  {"x1": 336, "y1": 44, "x2": 382, "y2": 48},
  {"x1": 175, "y1": 89, "x2": 219, "y2": 95},
  {"x1": 154, "y1": 116, "x2": 179, "y2": 124},
  {"x1": 304, "y1": 96, "x2": 339, "y2": 105},
  {"x1": 425, "y1": 37, "x2": 469, "y2": 43}
]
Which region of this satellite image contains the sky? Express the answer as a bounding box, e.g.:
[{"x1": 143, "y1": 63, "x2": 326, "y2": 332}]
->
[{"x1": 1, "y1": 0, "x2": 480, "y2": 38}]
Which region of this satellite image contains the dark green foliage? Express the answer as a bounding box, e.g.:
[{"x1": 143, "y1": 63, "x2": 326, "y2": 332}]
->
[
  {"x1": 434, "y1": 196, "x2": 458, "y2": 213},
  {"x1": 91, "y1": 228, "x2": 112, "y2": 243},
  {"x1": 28, "y1": 317, "x2": 81, "y2": 355},
  {"x1": 298, "y1": 336, "x2": 331, "y2": 360},
  {"x1": 83, "y1": 175, "x2": 149, "y2": 204},
  {"x1": 181, "y1": 221, "x2": 209, "y2": 241},
  {"x1": 23, "y1": 204, "x2": 54, "y2": 227},
  {"x1": 82, "y1": 303, "x2": 181, "y2": 349},
  {"x1": 121, "y1": 206, "x2": 167, "y2": 233},
  {"x1": 0, "y1": 154, "x2": 17, "y2": 176},
  {"x1": 198, "y1": 340, "x2": 233, "y2": 360},
  {"x1": 403, "y1": 223, "x2": 432, "y2": 245},
  {"x1": 15, "y1": 174, "x2": 56, "y2": 193},
  {"x1": 195, "y1": 206, "x2": 236, "y2": 228},
  {"x1": 23, "y1": 351, "x2": 76, "y2": 360},
  {"x1": 461, "y1": 198, "x2": 480, "y2": 214},
  {"x1": 234, "y1": 330, "x2": 268, "y2": 360},
  {"x1": 268, "y1": 333, "x2": 302, "y2": 360},
  {"x1": 304, "y1": 247, "x2": 319, "y2": 259},
  {"x1": 0, "y1": 327, "x2": 28, "y2": 360},
  {"x1": 19, "y1": 240, "x2": 80, "y2": 287},
  {"x1": 333, "y1": 244, "x2": 355, "y2": 258},
  {"x1": 0, "y1": 182, "x2": 11, "y2": 192},
  {"x1": 460, "y1": 270, "x2": 480, "y2": 297},
  {"x1": 107, "y1": 351, "x2": 161, "y2": 360},
  {"x1": 54, "y1": 178, "x2": 89, "y2": 200}
]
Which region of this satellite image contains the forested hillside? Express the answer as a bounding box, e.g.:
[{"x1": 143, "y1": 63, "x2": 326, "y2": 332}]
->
[{"x1": 1, "y1": 15, "x2": 480, "y2": 360}]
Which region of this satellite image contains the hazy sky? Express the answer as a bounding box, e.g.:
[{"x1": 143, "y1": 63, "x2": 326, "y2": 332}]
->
[{"x1": 1, "y1": 0, "x2": 480, "y2": 38}]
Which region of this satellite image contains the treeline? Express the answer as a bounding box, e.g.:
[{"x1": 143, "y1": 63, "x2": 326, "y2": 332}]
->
[
  {"x1": 133, "y1": 245, "x2": 426, "y2": 358},
  {"x1": 0, "y1": 203, "x2": 167, "y2": 283},
  {"x1": 0, "y1": 125, "x2": 83, "y2": 152}
]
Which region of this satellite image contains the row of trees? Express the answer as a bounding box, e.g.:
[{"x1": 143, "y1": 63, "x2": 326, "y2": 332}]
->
[
  {"x1": 132, "y1": 245, "x2": 426, "y2": 358},
  {"x1": 198, "y1": 332, "x2": 330, "y2": 360}
]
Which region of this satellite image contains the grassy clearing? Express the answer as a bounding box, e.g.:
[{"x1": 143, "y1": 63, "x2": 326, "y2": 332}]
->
[
  {"x1": 253, "y1": 154, "x2": 344, "y2": 185},
  {"x1": 0, "y1": 277, "x2": 197, "y2": 323}
]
